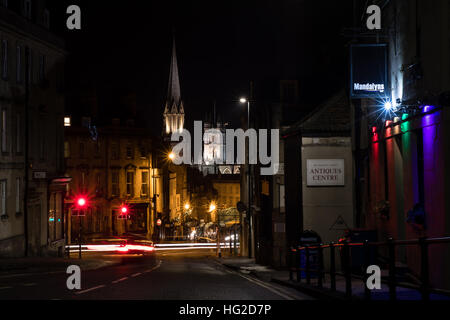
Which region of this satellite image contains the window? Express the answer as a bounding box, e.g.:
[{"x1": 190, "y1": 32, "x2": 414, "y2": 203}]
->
[
  {"x1": 16, "y1": 45, "x2": 22, "y2": 83},
  {"x1": 139, "y1": 145, "x2": 146, "y2": 158},
  {"x1": 141, "y1": 171, "x2": 149, "y2": 196},
  {"x1": 64, "y1": 141, "x2": 70, "y2": 158},
  {"x1": 95, "y1": 173, "x2": 101, "y2": 193},
  {"x1": 111, "y1": 143, "x2": 119, "y2": 160},
  {"x1": 16, "y1": 114, "x2": 21, "y2": 153},
  {"x1": 15, "y1": 177, "x2": 20, "y2": 213},
  {"x1": 80, "y1": 172, "x2": 86, "y2": 189},
  {"x1": 39, "y1": 54, "x2": 45, "y2": 82},
  {"x1": 0, "y1": 180, "x2": 6, "y2": 216},
  {"x1": 1, "y1": 109, "x2": 7, "y2": 153},
  {"x1": 94, "y1": 143, "x2": 101, "y2": 158},
  {"x1": 126, "y1": 144, "x2": 134, "y2": 159},
  {"x1": 27, "y1": 48, "x2": 32, "y2": 84},
  {"x1": 39, "y1": 120, "x2": 45, "y2": 160},
  {"x1": 23, "y1": 0, "x2": 31, "y2": 19},
  {"x1": 111, "y1": 171, "x2": 119, "y2": 197},
  {"x1": 2, "y1": 40, "x2": 8, "y2": 79},
  {"x1": 79, "y1": 142, "x2": 85, "y2": 159},
  {"x1": 126, "y1": 172, "x2": 134, "y2": 196},
  {"x1": 42, "y1": 9, "x2": 50, "y2": 29}
]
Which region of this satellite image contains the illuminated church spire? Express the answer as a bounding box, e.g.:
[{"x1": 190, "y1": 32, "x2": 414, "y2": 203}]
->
[{"x1": 163, "y1": 33, "x2": 185, "y2": 136}]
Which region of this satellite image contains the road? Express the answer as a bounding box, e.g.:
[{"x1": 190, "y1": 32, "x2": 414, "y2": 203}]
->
[{"x1": 0, "y1": 249, "x2": 312, "y2": 300}]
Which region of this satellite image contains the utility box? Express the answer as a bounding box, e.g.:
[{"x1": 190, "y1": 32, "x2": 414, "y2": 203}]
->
[{"x1": 299, "y1": 230, "x2": 322, "y2": 278}]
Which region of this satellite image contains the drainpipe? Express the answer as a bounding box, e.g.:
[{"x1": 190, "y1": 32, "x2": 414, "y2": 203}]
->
[{"x1": 23, "y1": 47, "x2": 30, "y2": 256}]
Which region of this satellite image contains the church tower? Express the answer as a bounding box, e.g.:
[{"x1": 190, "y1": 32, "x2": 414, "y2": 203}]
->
[{"x1": 163, "y1": 36, "x2": 185, "y2": 138}]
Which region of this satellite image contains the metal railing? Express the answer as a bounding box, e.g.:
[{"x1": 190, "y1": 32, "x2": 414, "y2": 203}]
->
[{"x1": 288, "y1": 236, "x2": 450, "y2": 300}]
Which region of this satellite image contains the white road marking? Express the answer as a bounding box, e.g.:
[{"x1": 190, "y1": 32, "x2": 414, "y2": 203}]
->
[
  {"x1": 237, "y1": 273, "x2": 295, "y2": 300},
  {"x1": 75, "y1": 285, "x2": 106, "y2": 295},
  {"x1": 144, "y1": 260, "x2": 162, "y2": 273},
  {"x1": 214, "y1": 261, "x2": 297, "y2": 300},
  {"x1": 131, "y1": 273, "x2": 142, "y2": 277},
  {"x1": 0, "y1": 270, "x2": 63, "y2": 279},
  {"x1": 111, "y1": 277, "x2": 128, "y2": 284},
  {"x1": 0, "y1": 286, "x2": 12, "y2": 290},
  {"x1": 22, "y1": 283, "x2": 37, "y2": 287}
]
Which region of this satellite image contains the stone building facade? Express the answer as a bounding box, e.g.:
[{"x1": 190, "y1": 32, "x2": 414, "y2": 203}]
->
[
  {"x1": 353, "y1": 0, "x2": 450, "y2": 289},
  {"x1": 0, "y1": 1, "x2": 66, "y2": 257},
  {"x1": 64, "y1": 120, "x2": 163, "y2": 241}
]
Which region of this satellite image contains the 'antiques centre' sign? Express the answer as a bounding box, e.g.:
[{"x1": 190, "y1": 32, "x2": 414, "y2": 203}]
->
[
  {"x1": 307, "y1": 159, "x2": 345, "y2": 187},
  {"x1": 350, "y1": 44, "x2": 388, "y2": 98}
]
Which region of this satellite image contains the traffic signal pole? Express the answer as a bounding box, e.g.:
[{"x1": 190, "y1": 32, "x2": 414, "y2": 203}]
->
[{"x1": 79, "y1": 213, "x2": 82, "y2": 259}]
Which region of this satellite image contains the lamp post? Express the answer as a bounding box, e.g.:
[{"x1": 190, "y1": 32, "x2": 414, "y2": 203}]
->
[
  {"x1": 239, "y1": 98, "x2": 253, "y2": 259},
  {"x1": 183, "y1": 203, "x2": 190, "y2": 239}
]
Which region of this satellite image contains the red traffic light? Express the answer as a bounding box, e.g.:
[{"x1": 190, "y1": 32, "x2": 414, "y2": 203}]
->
[
  {"x1": 120, "y1": 206, "x2": 128, "y2": 214},
  {"x1": 75, "y1": 196, "x2": 88, "y2": 209}
]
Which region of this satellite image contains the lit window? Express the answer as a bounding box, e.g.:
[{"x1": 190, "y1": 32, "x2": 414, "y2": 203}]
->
[
  {"x1": 126, "y1": 172, "x2": 134, "y2": 197},
  {"x1": 64, "y1": 117, "x2": 71, "y2": 127},
  {"x1": 141, "y1": 171, "x2": 149, "y2": 196},
  {"x1": 111, "y1": 171, "x2": 119, "y2": 197},
  {"x1": 64, "y1": 141, "x2": 70, "y2": 158}
]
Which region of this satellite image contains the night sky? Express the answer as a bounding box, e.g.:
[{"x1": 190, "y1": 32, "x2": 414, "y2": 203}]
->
[{"x1": 47, "y1": 0, "x2": 354, "y2": 136}]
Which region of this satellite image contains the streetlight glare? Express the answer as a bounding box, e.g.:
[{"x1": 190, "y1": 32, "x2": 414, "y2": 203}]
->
[
  {"x1": 184, "y1": 203, "x2": 190, "y2": 210},
  {"x1": 168, "y1": 152, "x2": 175, "y2": 160},
  {"x1": 239, "y1": 98, "x2": 247, "y2": 104},
  {"x1": 209, "y1": 203, "x2": 216, "y2": 212},
  {"x1": 384, "y1": 101, "x2": 393, "y2": 111}
]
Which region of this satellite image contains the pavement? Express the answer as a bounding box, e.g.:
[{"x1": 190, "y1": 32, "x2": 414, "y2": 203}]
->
[
  {"x1": 215, "y1": 255, "x2": 450, "y2": 301},
  {"x1": 0, "y1": 254, "x2": 119, "y2": 276}
]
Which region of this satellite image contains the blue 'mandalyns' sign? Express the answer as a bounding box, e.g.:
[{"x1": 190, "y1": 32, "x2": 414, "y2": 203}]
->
[{"x1": 350, "y1": 44, "x2": 388, "y2": 98}]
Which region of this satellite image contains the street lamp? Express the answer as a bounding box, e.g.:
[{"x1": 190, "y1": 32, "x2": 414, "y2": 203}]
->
[
  {"x1": 168, "y1": 152, "x2": 175, "y2": 161},
  {"x1": 239, "y1": 97, "x2": 252, "y2": 259},
  {"x1": 182, "y1": 203, "x2": 191, "y2": 239},
  {"x1": 209, "y1": 202, "x2": 221, "y2": 258}
]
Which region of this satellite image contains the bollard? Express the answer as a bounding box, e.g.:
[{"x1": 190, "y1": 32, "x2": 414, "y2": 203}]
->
[
  {"x1": 342, "y1": 240, "x2": 352, "y2": 298},
  {"x1": 419, "y1": 237, "x2": 430, "y2": 301},
  {"x1": 388, "y1": 238, "x2": 396, "y2": 300},
  {"x1": 305, "y1": 246, "x2": 311, "y2": 285},
  {"x1": 289, "y1": 247, "x2": 294, "y2": 281},
  {"x1": 318, "y1": 245, "x2": 324, "y2": 288},
  {"x1": 363, "y1": 240, "x2": 371, "y2": 300},
  {"x1": 296, "y1": 247, "x2": 301, "y2": 283},
  {"x1": 330, "y1": 242, "x2": 336, "y2": 292}
]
